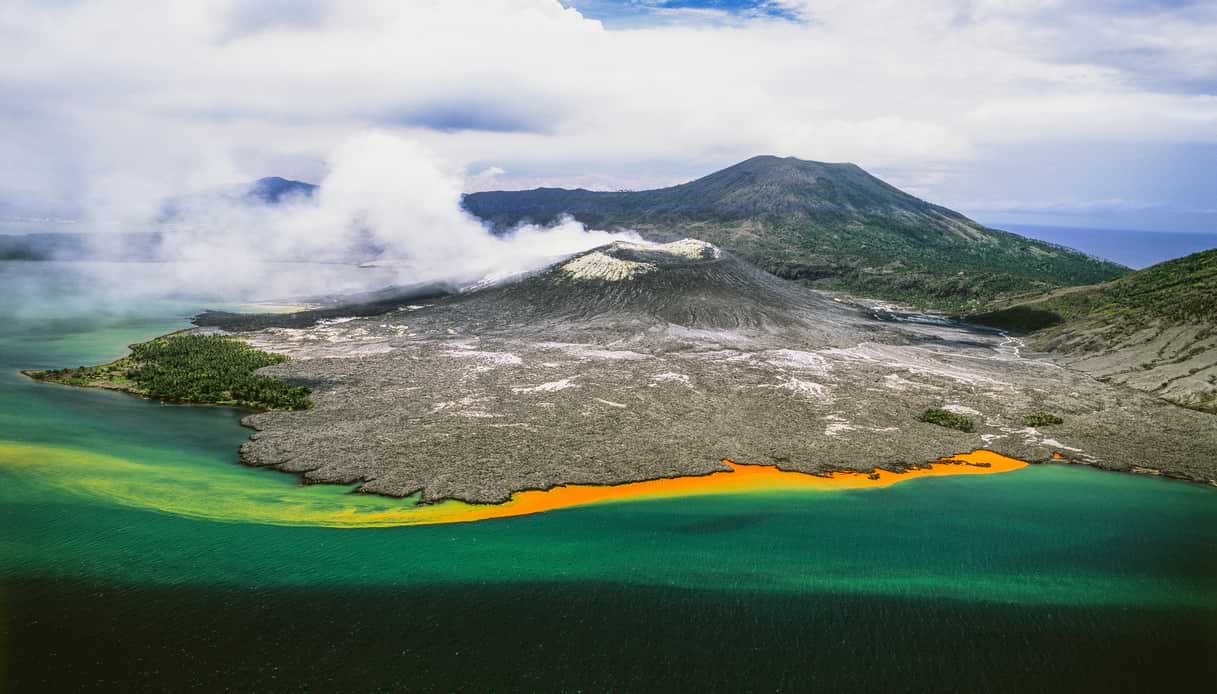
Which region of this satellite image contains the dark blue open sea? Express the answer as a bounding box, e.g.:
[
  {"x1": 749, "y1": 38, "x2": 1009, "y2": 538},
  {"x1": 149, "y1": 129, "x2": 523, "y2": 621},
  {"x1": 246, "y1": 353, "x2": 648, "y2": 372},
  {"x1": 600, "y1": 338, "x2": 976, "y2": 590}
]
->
[{"x1": 998, "y1": 223, "x2": 1217, "y2": 269}]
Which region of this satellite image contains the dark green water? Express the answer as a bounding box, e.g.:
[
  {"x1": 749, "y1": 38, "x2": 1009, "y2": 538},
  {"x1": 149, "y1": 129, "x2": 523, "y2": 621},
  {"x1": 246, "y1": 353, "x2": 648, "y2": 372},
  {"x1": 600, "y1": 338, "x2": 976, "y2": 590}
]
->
[{"x1": 2, "y1": 262, "x2": 1216, "y2": 692}]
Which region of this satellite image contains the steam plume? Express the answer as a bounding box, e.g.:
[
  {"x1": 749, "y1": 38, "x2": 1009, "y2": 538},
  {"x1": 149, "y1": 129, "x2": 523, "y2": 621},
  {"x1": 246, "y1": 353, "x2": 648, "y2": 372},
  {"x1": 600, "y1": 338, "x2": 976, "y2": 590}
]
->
[{"x1": 98, "y1": 132, "x2": 636, "y2": 302}]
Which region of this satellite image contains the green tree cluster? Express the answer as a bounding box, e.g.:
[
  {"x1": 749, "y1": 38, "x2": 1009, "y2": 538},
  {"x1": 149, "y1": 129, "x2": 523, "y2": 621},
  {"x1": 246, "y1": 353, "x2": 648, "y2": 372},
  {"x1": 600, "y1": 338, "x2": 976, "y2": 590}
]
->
[
  {"x1": 918, "y1": 407, "x2": 975, "y2": 433},
  {"x1": 1023, "y1": 412, "x2": 1064, "y2": 427},
  {"x1": 30, "y1": 334, "x2": 310, "y2": 411},
  {"x1": 125, "y1": 335, "x2": 310, "y2": 410}
]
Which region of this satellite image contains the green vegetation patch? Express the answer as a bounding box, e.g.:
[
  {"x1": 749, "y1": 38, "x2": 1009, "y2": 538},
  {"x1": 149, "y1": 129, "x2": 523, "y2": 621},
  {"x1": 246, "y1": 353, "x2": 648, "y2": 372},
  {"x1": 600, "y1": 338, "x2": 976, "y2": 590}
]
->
[
  {"x1": 27, "y1": 334, "x2": 310, "y2": 411},
  {"x1": 971, "y1": 248, "x2": 1217, "y2": 338},
  {"x1": 918, "y1": 407, "x2": 975, "y2": 433},
  {"x1": 1023, "y1": 412, "x2": 1064, "y2": 427}
]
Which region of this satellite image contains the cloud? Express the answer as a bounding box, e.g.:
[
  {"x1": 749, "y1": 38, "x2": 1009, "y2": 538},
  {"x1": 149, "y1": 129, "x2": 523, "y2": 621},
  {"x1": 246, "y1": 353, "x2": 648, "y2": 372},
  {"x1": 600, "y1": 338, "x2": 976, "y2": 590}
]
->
[
  {"x1": 474, "y1": 165, "x2": 507, "y2": 179},
  {"x1": 224, "y1": 0, "x2": 330, "y2": 37},
  {"x1": 0, "y1": 0, "x2": 1215, "y2": 231},
  {"x1": 135, "y1": 132, "x2": 637, "y2": 298}
]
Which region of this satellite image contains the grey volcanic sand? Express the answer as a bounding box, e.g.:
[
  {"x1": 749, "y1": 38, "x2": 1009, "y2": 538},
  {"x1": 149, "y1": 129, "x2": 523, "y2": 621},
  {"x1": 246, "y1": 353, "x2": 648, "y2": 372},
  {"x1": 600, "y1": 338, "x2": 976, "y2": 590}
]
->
[
  {"x1": 1035, "y1": 324, "x2": 1217, "y2": 414},
  {"x1": 225, "y1": 240, "x2": 1217, "y2": 503}
]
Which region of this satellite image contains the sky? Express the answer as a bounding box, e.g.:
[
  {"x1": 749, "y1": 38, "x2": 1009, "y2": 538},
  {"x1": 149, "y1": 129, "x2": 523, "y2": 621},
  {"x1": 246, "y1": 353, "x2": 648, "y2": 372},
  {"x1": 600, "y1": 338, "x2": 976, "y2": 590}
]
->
[{"x1": 1, "y1": 0, "x2": 1215, "y2": 233}]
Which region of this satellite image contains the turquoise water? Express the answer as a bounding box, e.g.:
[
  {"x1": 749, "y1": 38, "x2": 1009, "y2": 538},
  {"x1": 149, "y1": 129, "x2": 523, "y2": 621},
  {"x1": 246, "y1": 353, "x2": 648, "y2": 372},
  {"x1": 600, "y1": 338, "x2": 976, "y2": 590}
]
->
[{"x1": 2, "y1": 261, "x2": 1216, "y2": 692}]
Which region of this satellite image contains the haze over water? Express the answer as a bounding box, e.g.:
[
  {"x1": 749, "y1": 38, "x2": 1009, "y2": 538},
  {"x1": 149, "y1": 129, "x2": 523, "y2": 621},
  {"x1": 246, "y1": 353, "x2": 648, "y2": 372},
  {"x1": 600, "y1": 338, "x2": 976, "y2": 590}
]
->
[{"x1": 1, "y1": 262, "x2": 1215, "y2": 691}]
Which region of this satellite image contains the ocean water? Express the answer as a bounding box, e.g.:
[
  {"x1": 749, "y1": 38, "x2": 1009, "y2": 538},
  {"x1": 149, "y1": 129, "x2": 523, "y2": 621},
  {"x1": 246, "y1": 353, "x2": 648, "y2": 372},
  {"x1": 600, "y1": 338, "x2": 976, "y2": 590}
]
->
[
  {"x1": 1, "y1": 261, "x2": 1215, "y2": 692},
  {"x1": 999, "y1": 223, "x2": 1217, "y2": 269}
]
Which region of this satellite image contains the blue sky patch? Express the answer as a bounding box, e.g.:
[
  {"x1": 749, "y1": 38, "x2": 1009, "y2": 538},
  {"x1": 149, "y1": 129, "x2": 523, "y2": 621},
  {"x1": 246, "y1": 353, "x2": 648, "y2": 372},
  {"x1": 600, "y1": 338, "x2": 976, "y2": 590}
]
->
[{"x1": 565, "y1": 1, "x2": 800, "y2": 26}]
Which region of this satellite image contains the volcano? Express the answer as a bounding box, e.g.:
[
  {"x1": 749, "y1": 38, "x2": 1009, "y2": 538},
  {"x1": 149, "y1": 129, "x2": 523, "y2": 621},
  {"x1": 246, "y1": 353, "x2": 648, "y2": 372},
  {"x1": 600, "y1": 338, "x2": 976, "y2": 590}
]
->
[
  {"x1": 204, "y1": 240, "x2": 1217, "y2": 503},
  {"x1": 464, "y1": 156, "x2": 1127, "y2": 309}
]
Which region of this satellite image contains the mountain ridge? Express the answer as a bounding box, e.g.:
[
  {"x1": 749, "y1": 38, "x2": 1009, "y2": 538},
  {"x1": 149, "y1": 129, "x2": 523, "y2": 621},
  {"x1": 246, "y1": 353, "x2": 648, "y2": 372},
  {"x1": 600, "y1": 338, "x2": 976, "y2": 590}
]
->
[
  {"x1": 463, "y1": 155, "x2": 1129, "y2": 310},
  {"x1": 466, "y1": 156, "x2": 981, "y2": 231},
  {"x1": 243, "y1": 177, "x2": 318, "y2": 205}
]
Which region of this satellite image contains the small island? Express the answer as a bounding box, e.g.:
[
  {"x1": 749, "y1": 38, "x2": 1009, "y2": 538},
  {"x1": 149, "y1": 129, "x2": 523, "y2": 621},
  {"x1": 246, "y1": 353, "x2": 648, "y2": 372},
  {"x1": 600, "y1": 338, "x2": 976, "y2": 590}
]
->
[{"x1": 23, "y1": 333, "x2": 311, "y2": 411}]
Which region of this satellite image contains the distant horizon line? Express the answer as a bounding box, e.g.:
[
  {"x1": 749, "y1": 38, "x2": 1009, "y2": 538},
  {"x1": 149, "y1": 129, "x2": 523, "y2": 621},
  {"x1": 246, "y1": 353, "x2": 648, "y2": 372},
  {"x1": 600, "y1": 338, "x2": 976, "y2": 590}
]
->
[{"x1": 981, "y1": 221, "x2": 1217, "y2": 237}]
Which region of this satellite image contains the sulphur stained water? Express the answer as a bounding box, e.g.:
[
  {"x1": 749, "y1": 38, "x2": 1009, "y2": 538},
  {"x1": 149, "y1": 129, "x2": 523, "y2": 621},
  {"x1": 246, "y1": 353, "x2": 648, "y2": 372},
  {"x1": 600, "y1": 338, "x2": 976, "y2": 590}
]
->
[
  {"x1": 0, "y1": 261, "x2": 1028, "y2": 531},
  {"x1": 3, "y1": 261, "x2": 1217, "y2": 692},
  {"x1": 0, "y1": 260, "x2": 1215, "y2": 602},
  {"x1": 0, "y1": 438, "x2": 1026, "y2": 529}
]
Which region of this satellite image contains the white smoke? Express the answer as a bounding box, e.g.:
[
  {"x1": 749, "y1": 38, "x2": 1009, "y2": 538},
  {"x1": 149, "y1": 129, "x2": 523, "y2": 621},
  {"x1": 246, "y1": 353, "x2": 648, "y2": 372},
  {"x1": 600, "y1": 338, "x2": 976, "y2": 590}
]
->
[{"x1": 137, "y1": 132, "x2": 636, "y2": 301}]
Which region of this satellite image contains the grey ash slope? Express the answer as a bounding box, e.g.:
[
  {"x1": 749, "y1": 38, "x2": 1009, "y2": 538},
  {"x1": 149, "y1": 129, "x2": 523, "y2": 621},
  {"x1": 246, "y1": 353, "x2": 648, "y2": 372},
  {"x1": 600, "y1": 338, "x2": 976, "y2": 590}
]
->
[
  {"x1": 229, "y1": 240, "x2": 1217, "y2": 503},
  {"x1": 464, "y1": 156, "x2": 1127, "y2": 310},
  {"x1": 411, "y1": 239, "x2": 886, "y2": 342}
]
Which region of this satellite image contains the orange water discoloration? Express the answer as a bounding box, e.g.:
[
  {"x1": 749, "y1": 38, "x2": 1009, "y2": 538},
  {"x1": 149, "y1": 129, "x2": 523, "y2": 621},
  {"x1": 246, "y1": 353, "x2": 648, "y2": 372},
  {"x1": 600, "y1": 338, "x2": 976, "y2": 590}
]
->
[
  {"x1": 0, "y1": 441, "x2": 1028, "y2": 528},
  {"x1": 417, "y1": 450, "x2": 1029, "y2": 525}
]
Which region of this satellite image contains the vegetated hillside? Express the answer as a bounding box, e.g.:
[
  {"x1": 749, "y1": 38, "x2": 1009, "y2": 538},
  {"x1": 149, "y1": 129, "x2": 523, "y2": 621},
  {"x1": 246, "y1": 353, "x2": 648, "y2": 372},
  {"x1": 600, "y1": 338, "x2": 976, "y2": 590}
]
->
[
  {"x1": 969, "y1": 248, "x2": 1217, "y2": 414},
  {"x1": 463, "y1": 155, "x2": 1128, "y2": 310}
]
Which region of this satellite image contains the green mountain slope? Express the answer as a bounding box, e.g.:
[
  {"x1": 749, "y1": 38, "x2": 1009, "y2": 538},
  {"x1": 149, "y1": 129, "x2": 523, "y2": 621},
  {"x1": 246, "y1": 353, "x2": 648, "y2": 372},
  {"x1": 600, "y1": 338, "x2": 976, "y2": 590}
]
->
[
  {"x1": 463, "y1": 155, "x2": 1128, "y2": 309},
  {"x1": 970, "y1": 249, "x2": 1217, "y2": 413}
]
